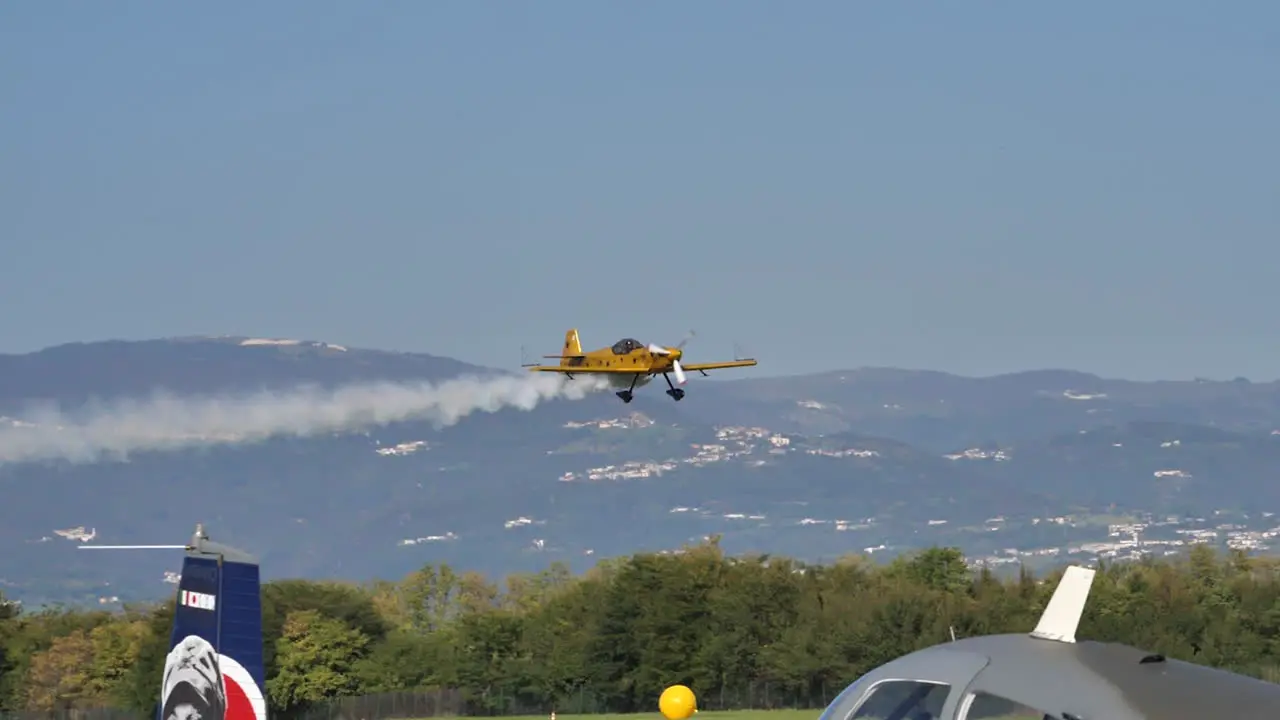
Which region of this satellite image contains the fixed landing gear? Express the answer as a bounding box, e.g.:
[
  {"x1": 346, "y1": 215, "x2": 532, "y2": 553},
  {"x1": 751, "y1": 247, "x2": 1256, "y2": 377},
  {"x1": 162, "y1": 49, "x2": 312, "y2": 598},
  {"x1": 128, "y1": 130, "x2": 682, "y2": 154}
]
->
[
  {"x1": 613, "y1": 373, "x2": 685, "y2": 402},
  {"x1": 663, "y1": 373, "x2": 685, "y2": 401},
  {"x1": 616, "y1": 374, "x2": 640, "y2": 403}
]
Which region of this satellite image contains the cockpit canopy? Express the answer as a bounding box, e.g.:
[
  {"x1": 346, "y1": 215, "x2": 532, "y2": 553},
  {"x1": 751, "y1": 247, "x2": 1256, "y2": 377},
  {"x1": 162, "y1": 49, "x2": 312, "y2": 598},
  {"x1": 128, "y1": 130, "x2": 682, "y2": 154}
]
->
[{"x1": 611, "y1": 338, "x2": 644, "y2": 355}]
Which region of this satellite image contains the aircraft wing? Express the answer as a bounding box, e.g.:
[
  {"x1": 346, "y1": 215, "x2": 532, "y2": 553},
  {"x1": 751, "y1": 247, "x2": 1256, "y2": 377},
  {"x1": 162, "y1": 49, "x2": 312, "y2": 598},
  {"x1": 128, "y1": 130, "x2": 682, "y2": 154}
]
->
[
  {"x1": 678, "y1": 359, "x2": 757, "y2": 372},
  {"x1": 526, "y1": 365, "x2": 642, "y2": 373},
  {"x1": 525, "y1": 359, "x2": 757, "y2": 374}
]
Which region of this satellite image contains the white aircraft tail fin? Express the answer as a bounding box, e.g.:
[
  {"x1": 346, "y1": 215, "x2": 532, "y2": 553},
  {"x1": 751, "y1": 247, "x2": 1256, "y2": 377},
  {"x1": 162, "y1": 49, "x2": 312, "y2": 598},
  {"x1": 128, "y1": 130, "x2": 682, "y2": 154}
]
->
[{"x1": 1029, "y1": 565, "x2": 1096, "y2": 643}]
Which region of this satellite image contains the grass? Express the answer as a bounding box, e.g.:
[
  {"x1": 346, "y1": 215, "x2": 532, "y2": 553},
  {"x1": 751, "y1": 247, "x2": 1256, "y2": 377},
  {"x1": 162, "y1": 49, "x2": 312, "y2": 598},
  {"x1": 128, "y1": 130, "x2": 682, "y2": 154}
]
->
[
  {"x1": 460, "y1": 713, "x2": 817, "y2": 720},
  {"x1": 440, "y1": 710, "x2": 1039, "y2": 720}
]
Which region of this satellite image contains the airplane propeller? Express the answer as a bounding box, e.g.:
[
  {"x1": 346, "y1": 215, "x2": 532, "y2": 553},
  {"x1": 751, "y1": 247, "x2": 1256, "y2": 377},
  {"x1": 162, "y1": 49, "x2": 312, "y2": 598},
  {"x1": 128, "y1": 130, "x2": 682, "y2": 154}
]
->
[
  {"x1": 672, "y1": 359, "x2": 686, "y2": 385},
  {"x1": 647, "y1": 330, "x2": 696, "y2": 386}
]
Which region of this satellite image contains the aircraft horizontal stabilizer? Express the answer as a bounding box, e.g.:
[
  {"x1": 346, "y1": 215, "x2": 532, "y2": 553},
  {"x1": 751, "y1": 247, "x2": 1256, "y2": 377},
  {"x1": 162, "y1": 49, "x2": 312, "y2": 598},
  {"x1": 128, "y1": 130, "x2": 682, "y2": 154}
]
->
[{"x1": 1029, "y1": 565, "x2": 1095, "y2": 643}]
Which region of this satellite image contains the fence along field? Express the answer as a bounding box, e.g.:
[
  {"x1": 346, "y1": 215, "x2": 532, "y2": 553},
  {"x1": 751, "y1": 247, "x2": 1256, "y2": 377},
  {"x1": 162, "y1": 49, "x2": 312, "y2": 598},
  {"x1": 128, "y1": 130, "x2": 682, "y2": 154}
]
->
[
  {"x1": 296, "y1": 684, "x2": 836, "y2": 720},
  {"x1": 0, "y1": 685, "x2": 827, "y2": 720},
  {"x1": 293, "y1": 682, "x2": 821, "y2": 720},
  {"x1": 2, "y1": 709, "x2": 817, "y2": 720}
]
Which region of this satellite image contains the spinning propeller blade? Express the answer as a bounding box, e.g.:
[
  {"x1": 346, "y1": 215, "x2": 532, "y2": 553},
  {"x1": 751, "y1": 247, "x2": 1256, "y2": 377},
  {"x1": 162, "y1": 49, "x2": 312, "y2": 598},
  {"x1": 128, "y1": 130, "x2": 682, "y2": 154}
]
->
[{"x1": 648, "y1": 331, "x2": 694, "y2": 384}]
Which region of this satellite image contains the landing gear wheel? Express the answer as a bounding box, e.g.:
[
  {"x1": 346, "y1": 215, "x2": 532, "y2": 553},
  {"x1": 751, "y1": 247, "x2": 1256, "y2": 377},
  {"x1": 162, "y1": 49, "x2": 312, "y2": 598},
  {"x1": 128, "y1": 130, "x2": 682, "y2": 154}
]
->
[
  {"x1": 661, "y1": 372, "x2": 685, "y2": 401},
  {"x1": 616, "y1": 374, "x2": 641, "y2": 403}
]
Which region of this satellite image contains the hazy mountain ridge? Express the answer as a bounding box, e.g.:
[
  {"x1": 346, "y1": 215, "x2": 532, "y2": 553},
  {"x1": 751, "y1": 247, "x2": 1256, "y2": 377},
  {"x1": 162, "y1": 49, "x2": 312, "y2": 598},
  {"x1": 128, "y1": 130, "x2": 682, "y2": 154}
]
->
[
  {"x1": 2, "y1": 337, "x2": 1279, "y2": 607},
  {"x1": 694, "y1": 366, "x2": 1280, "y2": 451},
  {"x1": 0, "y1": 336, "x2": 491, "y2": 410}
]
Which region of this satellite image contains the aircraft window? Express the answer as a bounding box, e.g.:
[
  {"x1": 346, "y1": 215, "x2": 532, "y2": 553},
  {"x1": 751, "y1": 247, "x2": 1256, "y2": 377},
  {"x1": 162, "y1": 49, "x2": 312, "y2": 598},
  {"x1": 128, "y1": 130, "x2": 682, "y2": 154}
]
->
[
  {"x1": 611, "y1": 339, "x2": 640, "y2": 355},
  {"x1": 962, "y1": 691, "x2": 1051, "y2": 720},
  {"x1": 848, "y1": 680, "x2": 951, "y2": 720},
  {"x1": 816, "y1": 679, "x2": 864, "y2": 720}
]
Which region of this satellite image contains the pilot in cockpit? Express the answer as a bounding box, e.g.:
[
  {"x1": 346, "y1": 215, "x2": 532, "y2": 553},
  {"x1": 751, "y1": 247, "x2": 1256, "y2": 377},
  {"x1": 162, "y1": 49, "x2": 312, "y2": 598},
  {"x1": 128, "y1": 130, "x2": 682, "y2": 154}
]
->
[{"x1": 612, "y1": 338, "x2": 642, "y2": 354}]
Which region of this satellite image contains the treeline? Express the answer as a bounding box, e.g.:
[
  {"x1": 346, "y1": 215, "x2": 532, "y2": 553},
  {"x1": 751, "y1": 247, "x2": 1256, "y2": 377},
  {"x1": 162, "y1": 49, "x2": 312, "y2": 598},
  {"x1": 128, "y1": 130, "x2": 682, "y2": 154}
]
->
[{"x1": 3, "y1": 540, "x2": 1280, "y2": 719}]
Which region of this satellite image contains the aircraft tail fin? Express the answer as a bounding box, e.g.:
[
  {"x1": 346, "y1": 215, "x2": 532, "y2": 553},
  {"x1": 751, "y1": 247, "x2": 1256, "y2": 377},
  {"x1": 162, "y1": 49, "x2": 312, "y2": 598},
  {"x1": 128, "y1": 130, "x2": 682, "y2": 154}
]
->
[
  {"x1": 562, "y1": 329, "x2": 583, "y2": 366},
  {"x1": 1029, "y1": 565, "x2": 1096, "y2": 643},
  {"x1": 162, "y1": 525, "x2": 266, "y2": 720}
]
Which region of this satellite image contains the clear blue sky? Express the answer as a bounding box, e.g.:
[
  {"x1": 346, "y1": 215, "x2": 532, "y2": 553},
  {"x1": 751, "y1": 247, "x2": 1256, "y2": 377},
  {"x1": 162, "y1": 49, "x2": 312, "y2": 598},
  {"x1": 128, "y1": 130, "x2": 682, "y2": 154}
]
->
[{"x1": 4, "y1": 1, "x2": 1278, "y2": 380}]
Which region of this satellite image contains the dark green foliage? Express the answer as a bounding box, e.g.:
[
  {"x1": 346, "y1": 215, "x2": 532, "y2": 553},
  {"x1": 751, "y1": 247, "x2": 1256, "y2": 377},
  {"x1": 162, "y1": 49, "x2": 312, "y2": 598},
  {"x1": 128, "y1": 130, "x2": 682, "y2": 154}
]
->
[
  {"x1": 116, "y1": 600, "x2": 174, "y2": 717},
  {"x1": 261, "y1": 579, "x2": 392, "y2": 682},
  {"x1": 3, "y1": 545, "x2": 1280, "y2": 716}
]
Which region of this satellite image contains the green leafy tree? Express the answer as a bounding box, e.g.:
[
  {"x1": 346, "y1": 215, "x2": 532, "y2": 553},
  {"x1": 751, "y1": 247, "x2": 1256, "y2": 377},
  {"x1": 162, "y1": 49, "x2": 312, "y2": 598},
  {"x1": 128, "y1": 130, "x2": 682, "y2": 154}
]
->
[
  {"x1": 6, "y1": 544, "x2": 1280, "y2": 715},
  {"x1": 117, "y1": 600, "x2": 175, "y2": 716},
  {"x1": 22, "y1": 629, "x2": 98, "y2": 711},
  {"x1": 353, "y1": 630, "x2": 445, "y2": 692},
  {"x1": 266, "y1": 609, "x2": 371, "y2": 713}
]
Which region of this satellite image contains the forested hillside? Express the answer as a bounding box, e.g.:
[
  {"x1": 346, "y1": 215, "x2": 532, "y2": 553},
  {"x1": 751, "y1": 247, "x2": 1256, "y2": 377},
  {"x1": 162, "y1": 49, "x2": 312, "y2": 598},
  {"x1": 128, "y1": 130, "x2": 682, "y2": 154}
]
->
[{"x1": 2, "y1": 543, "x2": 1278, "y2": 720}]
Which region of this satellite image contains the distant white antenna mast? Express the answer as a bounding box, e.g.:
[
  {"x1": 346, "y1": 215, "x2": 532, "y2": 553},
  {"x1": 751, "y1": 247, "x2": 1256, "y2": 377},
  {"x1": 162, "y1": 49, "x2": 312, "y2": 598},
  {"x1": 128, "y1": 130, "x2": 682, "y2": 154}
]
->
[
  {"x1": 76, "y1": 523, "x2": 206, "y2": 553},
  {"x1": 78, "y1": 545, "x2": 190, "y2": 550}
]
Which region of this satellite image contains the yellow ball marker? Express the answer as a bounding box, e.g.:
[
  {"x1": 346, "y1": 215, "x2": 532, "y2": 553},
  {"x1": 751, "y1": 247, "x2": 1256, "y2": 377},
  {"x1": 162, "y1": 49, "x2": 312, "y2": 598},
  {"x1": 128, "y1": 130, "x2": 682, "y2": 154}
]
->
[{"x1": 659, "y1": 684, "x2": 697, "y2": 720}]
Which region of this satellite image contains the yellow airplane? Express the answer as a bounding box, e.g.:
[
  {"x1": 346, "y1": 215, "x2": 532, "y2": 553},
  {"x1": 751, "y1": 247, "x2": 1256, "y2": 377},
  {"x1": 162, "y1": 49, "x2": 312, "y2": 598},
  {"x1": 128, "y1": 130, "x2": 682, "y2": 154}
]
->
[{"x1": 524, "y1": 329, "x2": 757, "y2": 403}]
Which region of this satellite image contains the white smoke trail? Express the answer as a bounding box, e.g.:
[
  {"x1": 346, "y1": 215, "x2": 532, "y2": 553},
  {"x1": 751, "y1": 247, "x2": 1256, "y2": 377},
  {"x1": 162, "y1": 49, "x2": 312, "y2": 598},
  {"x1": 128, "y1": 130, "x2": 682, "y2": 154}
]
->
[{"x1": 0, "y1": 373, "x2": 610, "y2": 466}]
